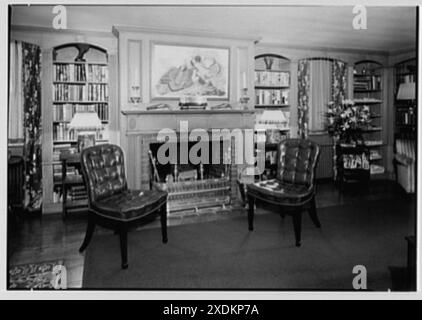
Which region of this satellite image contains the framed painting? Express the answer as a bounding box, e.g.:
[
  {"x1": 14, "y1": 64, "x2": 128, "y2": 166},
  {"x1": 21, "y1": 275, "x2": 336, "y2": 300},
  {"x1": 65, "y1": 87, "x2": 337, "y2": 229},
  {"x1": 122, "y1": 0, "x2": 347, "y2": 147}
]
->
[{"x1": 151, "y1": 43, "x2": 230, "y2": 100}]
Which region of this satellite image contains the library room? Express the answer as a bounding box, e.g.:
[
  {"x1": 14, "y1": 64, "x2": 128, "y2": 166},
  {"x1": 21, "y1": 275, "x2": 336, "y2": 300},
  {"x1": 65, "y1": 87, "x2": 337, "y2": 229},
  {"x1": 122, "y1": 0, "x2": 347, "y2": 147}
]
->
[{"x1": 6, "y1": 4, "x2": 418, "y2": 292}]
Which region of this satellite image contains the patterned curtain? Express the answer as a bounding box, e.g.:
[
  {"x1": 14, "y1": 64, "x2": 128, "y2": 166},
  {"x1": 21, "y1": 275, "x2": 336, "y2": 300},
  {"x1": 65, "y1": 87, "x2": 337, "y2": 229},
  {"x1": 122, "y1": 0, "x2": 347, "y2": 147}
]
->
[
  {"x1": 297, "y1": 59, "x2": 310, "y2": 138},
  {"x1": 331, "y1": 60, "x2": 348, "y2": 104},
  {"x1": 330, "y1": 59, "x2": 348, "y2": 182},
  {"x1": 22, "y1": 42, "x2": 42, "y2": 212}
]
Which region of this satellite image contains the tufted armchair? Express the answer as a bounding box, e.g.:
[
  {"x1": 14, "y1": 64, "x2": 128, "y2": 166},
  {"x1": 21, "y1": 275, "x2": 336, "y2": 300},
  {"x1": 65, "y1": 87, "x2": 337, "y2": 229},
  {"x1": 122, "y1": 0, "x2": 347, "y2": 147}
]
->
[
  {"x1": 247, "y1": 139, "x2": 321, "y2": 247},
  {"x1": 79, "y1": 144, "x2": 168, "y2": 269}
]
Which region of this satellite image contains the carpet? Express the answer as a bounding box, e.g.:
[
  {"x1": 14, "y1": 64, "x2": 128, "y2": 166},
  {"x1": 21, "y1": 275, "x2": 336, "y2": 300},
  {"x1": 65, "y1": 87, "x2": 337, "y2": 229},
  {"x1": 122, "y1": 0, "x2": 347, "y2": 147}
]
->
[
  {"x1": 8, "y1": 260, "x2": 65, "y2": 289},
  {"x1": 82, "y1": 198, "x2": 413, "y2": 290}
]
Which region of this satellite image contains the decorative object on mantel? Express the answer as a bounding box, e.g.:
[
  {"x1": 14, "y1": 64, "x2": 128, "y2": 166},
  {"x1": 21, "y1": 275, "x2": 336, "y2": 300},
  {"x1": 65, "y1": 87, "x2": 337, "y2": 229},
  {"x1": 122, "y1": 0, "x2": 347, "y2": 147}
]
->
[
  {"x1": 210, "y1": 102, "x2": 232, "y2": 110},
  {"x1": 179, "y1": 95, "x2": 208, "y2": 110},
  {"x1": 239, "y1": 71, "x2": 250, "y2": 109},
  {"x1": 130, "y1": 66, "x2": 142, "y2": 103},
  {"x1": 151, "y1": 43, "x2": 229, "y2": 99},
  {"x1": 129, "y1": 85, "x2": 142, "y2": 104},
  {"x1": 146, "y1": 103, "x2": 171, "y2": 111},
  {"x1": 239, "y1": 87, "x2": 250, "y2": 109}
]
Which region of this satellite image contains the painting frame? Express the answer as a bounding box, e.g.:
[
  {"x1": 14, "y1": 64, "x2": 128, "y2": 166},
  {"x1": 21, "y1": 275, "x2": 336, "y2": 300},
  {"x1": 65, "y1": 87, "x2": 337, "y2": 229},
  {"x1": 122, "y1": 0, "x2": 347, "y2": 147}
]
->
[{"x1": 150, "y1": 42, "x2": 230, "y2": 100}]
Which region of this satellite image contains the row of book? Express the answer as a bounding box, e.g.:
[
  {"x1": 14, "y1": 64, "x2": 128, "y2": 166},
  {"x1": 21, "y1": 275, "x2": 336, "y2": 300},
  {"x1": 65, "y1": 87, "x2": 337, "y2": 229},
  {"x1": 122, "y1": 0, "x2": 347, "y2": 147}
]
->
[
  {"x1": 342, "y1": 153, "x2": 370, "y2": 170},
  {"x1": 255, "y1": 71, "x2": 289, "y2": 87},
  {"x1": 369, "y1": 150, "x2": 382, "y2": 160},
  {"x1": 396, "y1": 109, "x2": 416, "y2": 126},
  {"x1": 255, "y1": 89, "x2": 289, "y2": 106},
  {"x1": 54, "y1": 64, "x2": 108, "y2": 83},
  {"x1": 53, "y1": 164, "x2": 81, "y2": 182},
  {"x1": 53, "y1": 103, "x2": 109, "y2": 121},
  {"x1": 52, "y1": 186, "x2": 88, "y2": 203},
  {"x1": 354, "y1": 75, "x2": 381, "y2": 91},
  {"x1": 87, "y1": 65, "x2": 109, "y2": 83},
  {"x1": 69, "y1": 185, "x2": 88, "y2": 201},
  {"x1": 370, "y1": 164, "x2": 385, "y2": 175},
  {"x1": 53, "y1": 123, "x2": 108, "y2": 142},
  {"x1": 54, "y1": 83, "x2": 109, "y2": 102},
  {"x1": 54, "y1": 63, "x2": 87, "y2": 82}
]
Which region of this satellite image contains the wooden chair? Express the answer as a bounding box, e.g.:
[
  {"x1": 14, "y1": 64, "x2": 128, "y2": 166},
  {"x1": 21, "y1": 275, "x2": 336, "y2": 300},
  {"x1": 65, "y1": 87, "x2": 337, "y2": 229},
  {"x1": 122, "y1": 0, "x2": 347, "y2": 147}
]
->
[
  {"x1": 79, "y1": 144, "x2": 168, "y2": 269},
  {"x1": 247, "y1": 138, "x2": 321, "y2": 247}
]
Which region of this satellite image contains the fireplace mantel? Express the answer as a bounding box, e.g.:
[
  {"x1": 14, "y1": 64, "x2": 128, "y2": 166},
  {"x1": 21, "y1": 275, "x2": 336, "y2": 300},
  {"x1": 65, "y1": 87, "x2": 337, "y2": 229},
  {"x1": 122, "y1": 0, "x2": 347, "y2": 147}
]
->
[
  {"x1": 121, "y1": 108, "x2": 255, "y2": 135},
  {"x1": 120, "y1": 108, "x2": 255, "y2": 195}
]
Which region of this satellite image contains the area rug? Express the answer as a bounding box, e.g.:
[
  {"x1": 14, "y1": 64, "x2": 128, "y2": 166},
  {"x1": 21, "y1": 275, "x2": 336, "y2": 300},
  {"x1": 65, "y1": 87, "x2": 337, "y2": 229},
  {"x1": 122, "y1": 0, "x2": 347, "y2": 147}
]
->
[
  {"x1": 82, "y1": 198, "x2": 413, "y2": 290},
  {"x1": 8, "y1": 260, "x2": 65, "y2": 289}
]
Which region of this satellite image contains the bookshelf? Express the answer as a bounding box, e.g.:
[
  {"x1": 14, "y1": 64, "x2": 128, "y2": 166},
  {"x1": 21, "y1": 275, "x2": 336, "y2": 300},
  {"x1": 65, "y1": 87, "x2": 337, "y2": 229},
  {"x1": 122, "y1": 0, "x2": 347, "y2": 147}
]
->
[
  {"x1": 50, "y1": 43, "x2": 111, "y2": 213},
  {"x1": 254, "y1": 54, "x2": 291, "y2": 180},
  {"x1": 394, "y1": 58, "x2": 416, "y2": 137},
  {"x1": 353, "y1": 60, "x2": 385, "y2": 177}
]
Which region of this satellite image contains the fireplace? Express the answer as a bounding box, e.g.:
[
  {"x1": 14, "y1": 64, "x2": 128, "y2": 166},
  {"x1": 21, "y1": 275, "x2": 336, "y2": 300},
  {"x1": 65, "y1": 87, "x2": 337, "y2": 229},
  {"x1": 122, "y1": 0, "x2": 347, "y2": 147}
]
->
[
  {"x1": 149, "y1": 138, "x2": 233, "y2": 213},
  {"x1": 121, "y1": 109, "x2": 255, "y2": 214}
]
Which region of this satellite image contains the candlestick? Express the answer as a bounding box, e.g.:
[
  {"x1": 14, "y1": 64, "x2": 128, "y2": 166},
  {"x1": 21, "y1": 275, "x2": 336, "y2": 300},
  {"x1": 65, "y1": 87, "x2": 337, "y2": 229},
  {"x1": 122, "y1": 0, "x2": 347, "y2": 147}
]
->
[{"x1": 242, "y1": 72, "x2": 247, "y2": 89}]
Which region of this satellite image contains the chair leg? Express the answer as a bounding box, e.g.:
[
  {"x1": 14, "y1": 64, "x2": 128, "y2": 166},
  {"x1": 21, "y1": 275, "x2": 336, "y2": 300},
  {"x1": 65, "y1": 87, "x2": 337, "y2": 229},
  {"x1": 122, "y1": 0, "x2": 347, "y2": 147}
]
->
[
  {"x1": 247, "y1": 195, "x2": 255, "y2": 231},
  {"x1": 79, "y1": 214, "x2": 96, "y2": 253},
  {"x1": 160, "y1": 204, "x2": 168, "y2": 243},
  {"x1": 292, "y1": 211, "x2": 302, "y2": 247},
  {"x1": 119, "y1": 227, "x2": 128, "y2": 269},
  {"x1": 308, "y1": 196, "x2": 321, "y2": 228}
]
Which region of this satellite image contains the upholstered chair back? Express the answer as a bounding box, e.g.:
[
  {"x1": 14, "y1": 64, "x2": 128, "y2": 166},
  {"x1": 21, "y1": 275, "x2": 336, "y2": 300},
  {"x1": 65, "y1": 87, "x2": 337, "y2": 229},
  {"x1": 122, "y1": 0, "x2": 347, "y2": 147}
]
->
[
  {"x1": 276, "y1": 139, "x2": 320, "y2": 186},
  {"x1": 81, "y1": 144, "x2": 128, "y2": 202}
]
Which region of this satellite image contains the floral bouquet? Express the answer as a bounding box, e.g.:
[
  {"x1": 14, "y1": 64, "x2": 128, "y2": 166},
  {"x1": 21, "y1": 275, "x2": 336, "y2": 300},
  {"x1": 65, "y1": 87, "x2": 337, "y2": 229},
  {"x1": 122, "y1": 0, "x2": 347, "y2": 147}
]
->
[{"x1": 326, "y1": 99, "x2": 371, "y2": 144}]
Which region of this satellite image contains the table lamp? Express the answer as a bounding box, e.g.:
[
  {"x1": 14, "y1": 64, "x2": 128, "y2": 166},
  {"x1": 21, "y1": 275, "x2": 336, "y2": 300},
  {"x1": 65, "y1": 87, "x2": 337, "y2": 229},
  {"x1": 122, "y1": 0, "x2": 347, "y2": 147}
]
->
[
  {"x1": 397, "y1": 82, "x2": 415, "y2": 101},
  {"x1": 69, "y1": 111, "x2": 103, "y2": 152}
]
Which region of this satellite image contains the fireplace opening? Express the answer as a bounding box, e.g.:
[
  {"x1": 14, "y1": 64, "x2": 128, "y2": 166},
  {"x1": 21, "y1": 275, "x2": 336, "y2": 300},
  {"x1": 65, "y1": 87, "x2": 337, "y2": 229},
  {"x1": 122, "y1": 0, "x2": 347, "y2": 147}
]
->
[{"x1": 148, "y1": 139, "x2": 234, "y2": 214}]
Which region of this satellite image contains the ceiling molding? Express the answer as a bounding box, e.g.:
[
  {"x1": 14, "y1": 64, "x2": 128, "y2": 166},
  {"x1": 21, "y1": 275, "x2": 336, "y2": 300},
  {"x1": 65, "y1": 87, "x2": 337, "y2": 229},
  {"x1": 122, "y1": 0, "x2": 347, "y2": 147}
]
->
[
  {"x1": 10, "y1": 24, "x2": 115, "y2": 39},
  {"x1": 257, "y1": 41, "x2": 390, "y2": 56},
  {"x1": 112, "y1": 25, "x2": 261, "y2": 42},
  {"x1": 388, "y1": 46, "x2": 417, "y2": 56}
]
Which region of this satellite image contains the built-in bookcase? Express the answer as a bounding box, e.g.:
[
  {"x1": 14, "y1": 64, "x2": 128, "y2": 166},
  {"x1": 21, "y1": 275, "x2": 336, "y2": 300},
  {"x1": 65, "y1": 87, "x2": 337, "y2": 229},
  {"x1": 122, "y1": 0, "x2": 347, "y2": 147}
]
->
[
  {"x1": 353, "y1": 60, "x2": 385, "y2": 177},
  {"x1": 394, "y1": 58, "x2": 416, "y2": 136},
  {"x1": 51, "y1": 43, "x2": 111, "y2": 206},
  {"x1": 254, "y1": 54, "x2": 291, "y2": 180}
]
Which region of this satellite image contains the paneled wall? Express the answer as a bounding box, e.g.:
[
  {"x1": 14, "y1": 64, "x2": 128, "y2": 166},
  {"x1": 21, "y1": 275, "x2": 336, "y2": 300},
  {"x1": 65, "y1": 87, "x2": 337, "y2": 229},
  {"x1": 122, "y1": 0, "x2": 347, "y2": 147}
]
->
[
  {"x1": 10, "y1": 26, "x2": 118, "y2": 213},
  {"x1": 113, "y1": 26, "x2": 258, "y2": 157},
  {"x1": 255, "y1": 43, "x2": 401, "y2": 179}
]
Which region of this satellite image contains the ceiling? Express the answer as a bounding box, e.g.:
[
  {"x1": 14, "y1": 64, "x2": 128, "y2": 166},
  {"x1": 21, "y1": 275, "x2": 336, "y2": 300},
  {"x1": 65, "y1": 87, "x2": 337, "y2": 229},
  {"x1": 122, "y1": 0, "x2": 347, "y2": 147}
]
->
[{"x1": 10, "y1": 5, "x2": 417, "y2": 53}]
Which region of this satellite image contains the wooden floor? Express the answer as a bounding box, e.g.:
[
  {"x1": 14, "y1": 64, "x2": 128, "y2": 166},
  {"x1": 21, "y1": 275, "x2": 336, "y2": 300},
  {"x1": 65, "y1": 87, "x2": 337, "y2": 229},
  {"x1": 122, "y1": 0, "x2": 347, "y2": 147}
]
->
[{"x1": 8, "y1": 179, "x2": 414, "y2": 289}]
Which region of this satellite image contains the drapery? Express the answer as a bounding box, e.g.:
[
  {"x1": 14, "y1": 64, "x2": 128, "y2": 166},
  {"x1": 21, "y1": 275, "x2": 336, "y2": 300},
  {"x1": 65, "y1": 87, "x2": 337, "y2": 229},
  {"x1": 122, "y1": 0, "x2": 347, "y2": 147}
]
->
[
  {"x1": 297, "y1": 60, "x2": 310, "y2": 138},
  {"x1": 330, "y1": 59, "x2": 348, "y2": 182},
  {"x1": 21, "y1": 42, "x2": 42, "y2": 211},
  {"x1": 297, "y1": 58, "x2": 348, "y2": 138},
  {"x1": 8, "y1": 41, "x2": 24, "y2": 140},
  {"x1": 309, "y1": 60, "x2": 332, "y2": 132},
  {"x1": 332, "y1": 60, "x2": 348, "y2": 105}
]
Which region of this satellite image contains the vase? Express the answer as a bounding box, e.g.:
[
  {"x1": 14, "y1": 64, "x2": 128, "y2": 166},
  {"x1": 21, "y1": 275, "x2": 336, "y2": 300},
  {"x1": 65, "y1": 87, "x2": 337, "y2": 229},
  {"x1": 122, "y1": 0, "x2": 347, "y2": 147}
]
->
[{"x1": 264, "y1": 57, "x2": 274, "y2": 70}]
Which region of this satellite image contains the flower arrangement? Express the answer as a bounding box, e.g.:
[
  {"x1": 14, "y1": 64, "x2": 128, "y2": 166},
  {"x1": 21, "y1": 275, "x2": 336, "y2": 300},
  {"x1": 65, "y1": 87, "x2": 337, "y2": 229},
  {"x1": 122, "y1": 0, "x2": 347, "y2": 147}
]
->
[{"x1": 326, "y1": 99, "x2": 371, "y2": 144}]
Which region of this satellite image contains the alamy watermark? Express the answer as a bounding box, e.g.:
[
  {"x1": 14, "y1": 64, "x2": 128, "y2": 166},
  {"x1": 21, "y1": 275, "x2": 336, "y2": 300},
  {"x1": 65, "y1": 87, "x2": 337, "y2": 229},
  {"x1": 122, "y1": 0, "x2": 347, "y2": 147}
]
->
[{"x1": 156, "y1": 121, "x2": 266, "y2": 176}]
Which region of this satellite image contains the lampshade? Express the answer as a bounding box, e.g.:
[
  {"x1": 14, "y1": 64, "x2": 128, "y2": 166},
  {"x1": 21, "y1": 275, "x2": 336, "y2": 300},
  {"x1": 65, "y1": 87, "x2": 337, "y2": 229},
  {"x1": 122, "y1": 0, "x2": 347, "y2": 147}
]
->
[
  {"x1": 69, "y1": 111, "x2": 103, "y2": 131},
  {"x1": 255, "y1": 110, "x2": 288, "y2": 130},
  {"x1": 397, "y1": 82, "x2": 415, "y2": 100}
]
